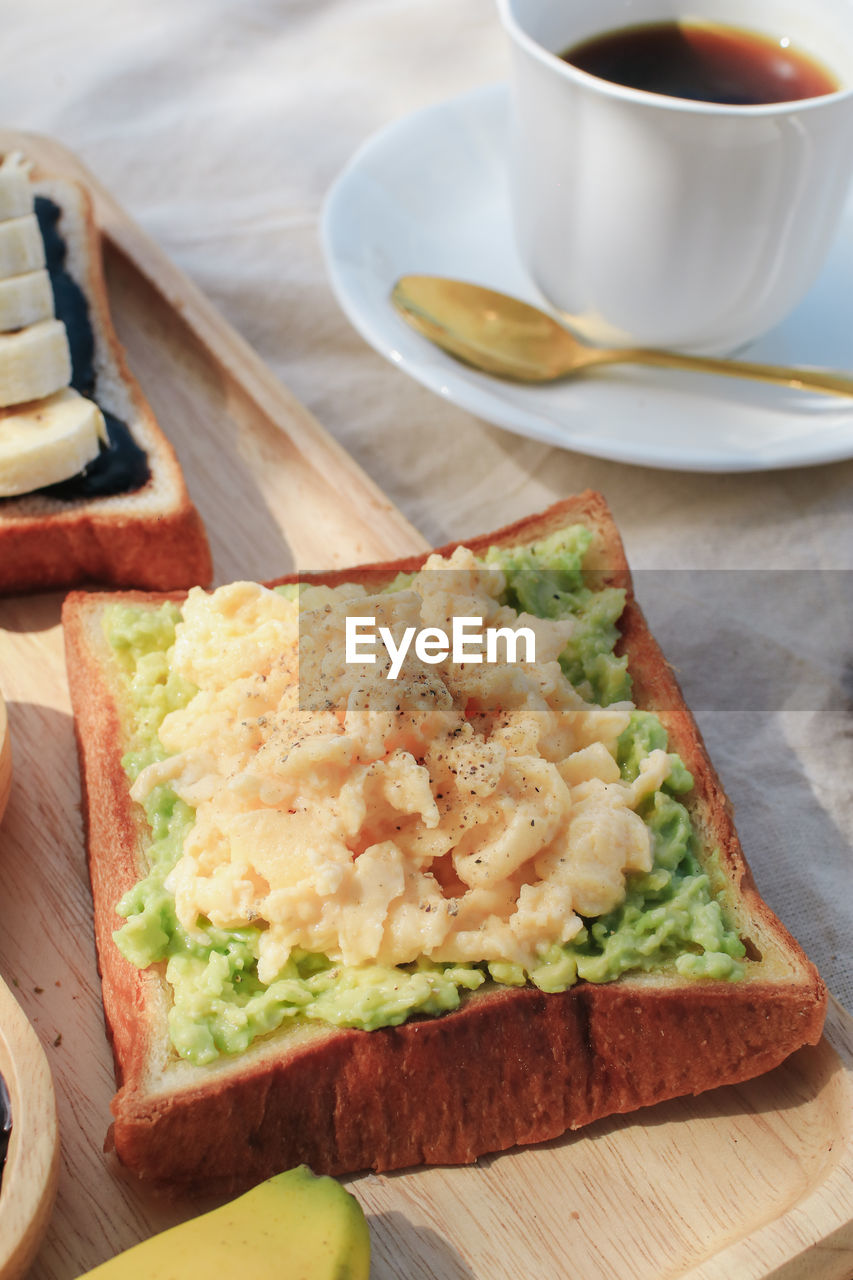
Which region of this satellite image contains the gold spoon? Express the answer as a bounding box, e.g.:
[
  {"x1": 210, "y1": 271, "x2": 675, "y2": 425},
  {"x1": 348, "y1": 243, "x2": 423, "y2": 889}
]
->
[{"x1": 391, "y1": 275, "x2": 853, "y2": 398}]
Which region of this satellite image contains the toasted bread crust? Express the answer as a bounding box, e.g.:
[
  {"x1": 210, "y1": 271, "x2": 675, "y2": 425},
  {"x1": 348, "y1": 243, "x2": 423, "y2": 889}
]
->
[
  {"x1": 0, "y1": 166, "x2": 211, "y2": 594},
  {"x1": 62, "y1": 492, "x2": 826, "y2": 1190},
  {"x1": 104, "y1": 981, "x2": 825, "y2": 1188}
]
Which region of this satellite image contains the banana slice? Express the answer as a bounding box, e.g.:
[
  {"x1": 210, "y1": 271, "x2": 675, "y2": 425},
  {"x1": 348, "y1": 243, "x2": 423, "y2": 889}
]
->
[
  {"x1": 0, "y1": 318, "x2": 71, "y2": 407},
  {"x1": 0, "y1": 213, "x2": 45, "y2": 280},
  {"x1": 0, "y1": 152, "x2": 34, "y2": 222},
  {"x1": 0, "y1": 269, "x2": 54, "y2": 333},
  {"x1": 0, "y1": 387, "x2": 106, "y2": 496}
]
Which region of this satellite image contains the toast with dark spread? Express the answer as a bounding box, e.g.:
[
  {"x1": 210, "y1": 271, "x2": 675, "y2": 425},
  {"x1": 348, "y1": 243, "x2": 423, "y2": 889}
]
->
[
  {"x1": 0, "y1": 154, "x2": 211, "y2": 594},
  {"x1": 62, "y1": 492, "x2": 826, "y2": 1191}
]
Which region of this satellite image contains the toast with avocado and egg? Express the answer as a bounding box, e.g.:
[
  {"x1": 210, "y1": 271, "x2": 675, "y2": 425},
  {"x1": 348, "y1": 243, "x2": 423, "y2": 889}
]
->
[
  {"x1": 62, "y1": 491, "x2": 826, "y2": 1191},
  {"x1": 0, "y1": 151, "x2": 211, "y2": 594}
]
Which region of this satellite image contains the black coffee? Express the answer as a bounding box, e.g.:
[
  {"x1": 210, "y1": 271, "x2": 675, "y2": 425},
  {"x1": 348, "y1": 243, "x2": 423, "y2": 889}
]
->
[{"x1": 561, "y1": 20, "x2": 839, "y2": 105}]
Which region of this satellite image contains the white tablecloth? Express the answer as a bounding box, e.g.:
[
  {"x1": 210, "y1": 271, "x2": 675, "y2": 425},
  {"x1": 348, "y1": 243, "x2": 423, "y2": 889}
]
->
[{"x1": 4, "y1": 0, "x2": 851, "y2": 1009}]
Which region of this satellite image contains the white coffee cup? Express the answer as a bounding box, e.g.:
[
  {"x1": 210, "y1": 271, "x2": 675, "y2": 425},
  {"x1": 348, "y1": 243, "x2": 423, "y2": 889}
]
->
[{"x1": 497, "y1": 0, "x2": 853, "y2": 353}]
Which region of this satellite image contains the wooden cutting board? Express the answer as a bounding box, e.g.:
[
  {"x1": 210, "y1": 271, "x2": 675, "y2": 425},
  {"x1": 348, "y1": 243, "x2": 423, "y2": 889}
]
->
[{"x1": 0, "y1": 132, "x2": 850, "y2": 1280}]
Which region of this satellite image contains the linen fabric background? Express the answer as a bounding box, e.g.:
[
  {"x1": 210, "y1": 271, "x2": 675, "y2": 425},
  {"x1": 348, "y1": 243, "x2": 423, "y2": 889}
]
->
[{"x1": 1, "y1": 0, "x2": 850, "y2": 1010}]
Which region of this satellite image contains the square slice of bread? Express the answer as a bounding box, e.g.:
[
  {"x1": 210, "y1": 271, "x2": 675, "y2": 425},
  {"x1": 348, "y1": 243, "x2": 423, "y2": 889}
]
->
[
  {"x1": 0, "y1": 166, "x2": 211, "y2": 593},
  {"x1": 62, "y1": 491, "x2": 826, "y2": 1192}
]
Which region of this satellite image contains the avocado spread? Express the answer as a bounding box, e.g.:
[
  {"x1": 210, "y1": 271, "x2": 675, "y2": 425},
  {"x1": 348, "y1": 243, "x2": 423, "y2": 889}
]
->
[{"x1": 107, "y1": 527, "x2": 745, "y2": 1066}]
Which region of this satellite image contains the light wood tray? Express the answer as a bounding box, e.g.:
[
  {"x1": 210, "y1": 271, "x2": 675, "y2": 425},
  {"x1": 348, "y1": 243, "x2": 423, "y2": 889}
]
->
[{"x1": 0, "y1": 132, "x2": 850, "y2": 1280}]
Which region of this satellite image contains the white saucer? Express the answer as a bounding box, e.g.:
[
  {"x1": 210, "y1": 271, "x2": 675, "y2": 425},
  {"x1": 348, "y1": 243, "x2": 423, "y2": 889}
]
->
[{"x1": 321, "y1": 84, "x2": 853, "y2": 473}]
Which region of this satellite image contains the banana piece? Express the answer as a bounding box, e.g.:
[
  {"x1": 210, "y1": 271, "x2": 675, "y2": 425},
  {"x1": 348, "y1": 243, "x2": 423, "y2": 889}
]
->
[
  {"x1": 0, "y1": 213, "x2": 45, "y2": 280},
  {"x1": 0, "y1": 317, "x2": 71, "y2": 407},
  {"x1": 0, "y1": 154, "x2": 84, "y2": 493},
  {"x1": 0, "y1": 387, "x2": 106, "y2": 496},
  {"x1": 0, "y1": 268, "x2": 54, "y2": 332},
  {"x1": 0, "y1": 152, "x2": 34, "y2": 222}
]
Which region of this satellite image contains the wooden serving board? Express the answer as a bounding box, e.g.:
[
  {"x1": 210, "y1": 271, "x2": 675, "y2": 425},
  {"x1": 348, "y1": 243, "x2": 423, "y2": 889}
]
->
[{"x1": 0, "y1": 132, "x2": 850, "y2": 1280}]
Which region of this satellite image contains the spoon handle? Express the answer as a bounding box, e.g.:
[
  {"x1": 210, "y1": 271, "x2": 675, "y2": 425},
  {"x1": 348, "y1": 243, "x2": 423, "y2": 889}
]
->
[{"x1": 597, "y1": 347, "x2": 853, "y2": 399}]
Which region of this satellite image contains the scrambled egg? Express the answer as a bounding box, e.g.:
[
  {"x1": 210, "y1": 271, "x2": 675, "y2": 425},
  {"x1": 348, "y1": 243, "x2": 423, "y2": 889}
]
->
[{"x1": 130, "y1": 549, "x2": 671, "y2": 983}]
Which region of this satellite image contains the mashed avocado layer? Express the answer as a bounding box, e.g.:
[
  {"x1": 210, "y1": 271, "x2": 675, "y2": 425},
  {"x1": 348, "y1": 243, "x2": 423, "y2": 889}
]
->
[{"x1": 107, "y1": 529, "x2": 745, "y2": 1066}]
